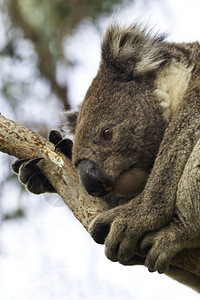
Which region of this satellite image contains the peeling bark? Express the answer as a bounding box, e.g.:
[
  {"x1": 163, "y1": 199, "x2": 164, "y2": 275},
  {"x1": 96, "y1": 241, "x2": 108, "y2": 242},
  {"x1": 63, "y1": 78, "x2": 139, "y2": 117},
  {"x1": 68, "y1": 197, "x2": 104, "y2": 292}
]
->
[{"x1": 0, "y1": 113, "x2": 200, "y2": 287}]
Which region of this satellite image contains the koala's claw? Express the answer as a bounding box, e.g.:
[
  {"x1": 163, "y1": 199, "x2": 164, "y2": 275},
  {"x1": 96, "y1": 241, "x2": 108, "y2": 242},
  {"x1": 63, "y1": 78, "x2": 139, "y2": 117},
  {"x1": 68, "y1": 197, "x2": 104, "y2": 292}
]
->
[
  {"x1": 49, "y1": 130, "x2": 73, "y2": 159},
  {"x1": 89, "y1": 209, "x2": 138, "y2": 263},
  {"x1": 89, "y1": 214, "x2": 111, "y2": 244},
  {"x1": 141, "y1": 231, "x2": 173, "y2": 274},
  {"x1": 48, "y1": 129, "x2": 63, "y2": 145},
  {"x1": 12, "y1": 158, "x2": 29, "y2": 173},
  {"x1": 55, "y1": 138, "x2": 73, "y2": 159},
  {"x1": 17, "y1": 158, "x2": 43, "y2": 184},
  {"x1": 145, "y1": 249, "x2": 169, "y2": 274},
  {"x1": 105, "y1": 230, "x2": 136, "y2": 263},
  {"x1": 23, "y1": 157, "x2": 43, "y2": 168},
  {"x1": 12, "y1": 157, "x2": 55, "y2": 194}
]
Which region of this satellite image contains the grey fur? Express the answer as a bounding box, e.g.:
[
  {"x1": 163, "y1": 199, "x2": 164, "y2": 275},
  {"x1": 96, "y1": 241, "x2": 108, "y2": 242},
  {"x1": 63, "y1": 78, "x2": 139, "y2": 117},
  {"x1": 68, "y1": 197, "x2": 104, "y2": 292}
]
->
[
  {"x1": 60, "y1": 110, "x2": 78, "y2": 136},
  {"x1": 102, "y1": 23, "x2": 167, "y2": 76}
]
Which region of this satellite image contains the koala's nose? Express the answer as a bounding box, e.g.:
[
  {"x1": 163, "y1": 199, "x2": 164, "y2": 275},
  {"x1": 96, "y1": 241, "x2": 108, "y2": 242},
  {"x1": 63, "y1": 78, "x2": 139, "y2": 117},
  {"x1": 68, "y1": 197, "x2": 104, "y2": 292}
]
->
[{"x1": 76, "y1": 159, "x2": 113, "y2": 197}]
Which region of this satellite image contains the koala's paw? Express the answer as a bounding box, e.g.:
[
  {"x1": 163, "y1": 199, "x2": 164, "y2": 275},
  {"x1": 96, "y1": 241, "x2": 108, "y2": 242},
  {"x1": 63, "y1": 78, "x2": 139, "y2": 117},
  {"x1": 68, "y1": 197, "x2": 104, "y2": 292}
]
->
[
  {"x1": 12, "y1": 157, "x2": 55, "y2": 194},
  {"x1": 49, "y1": 130, "x2": 73, "y2": 159},
  {"x1": 11, "y1": 130, "x2": 73, "y2": 194},
  {"x1": 140, "y1": 231, "x2": 176, "y2": 274},
  {"x1": 89, "y1": 207, "x2": 139, "y2": 263}
]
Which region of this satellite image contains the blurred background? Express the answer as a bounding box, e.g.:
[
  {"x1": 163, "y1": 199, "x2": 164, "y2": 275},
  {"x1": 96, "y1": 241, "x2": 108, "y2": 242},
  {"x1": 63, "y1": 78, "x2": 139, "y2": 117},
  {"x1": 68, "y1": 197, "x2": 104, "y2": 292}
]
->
[{"x1": 0, "y1": 0, "x2": 200, "y2": 299}]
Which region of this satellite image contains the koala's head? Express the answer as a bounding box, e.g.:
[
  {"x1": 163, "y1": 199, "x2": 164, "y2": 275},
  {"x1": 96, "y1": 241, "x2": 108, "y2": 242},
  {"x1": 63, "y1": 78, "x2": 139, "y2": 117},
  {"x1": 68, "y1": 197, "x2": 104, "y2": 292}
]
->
[{"x1": 62, "y1": 24, "x2": 168, "y2": 199}]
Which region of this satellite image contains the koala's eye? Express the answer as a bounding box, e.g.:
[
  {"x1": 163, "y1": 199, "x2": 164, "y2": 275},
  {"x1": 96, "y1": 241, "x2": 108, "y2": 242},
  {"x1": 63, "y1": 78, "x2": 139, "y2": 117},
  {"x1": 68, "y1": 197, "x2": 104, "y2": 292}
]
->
[{"x1": 101, "y1": 127, "x2": 112, "y2": 141}]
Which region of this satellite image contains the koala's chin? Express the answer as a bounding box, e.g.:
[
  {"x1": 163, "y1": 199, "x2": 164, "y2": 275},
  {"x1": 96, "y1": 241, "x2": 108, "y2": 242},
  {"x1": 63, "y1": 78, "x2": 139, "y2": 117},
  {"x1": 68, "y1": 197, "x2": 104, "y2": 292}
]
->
[
  {"x1": 76, "y1": 158, "x2": 149, "y2": 206},
  {"x1": 104, "y1": 167, "x2": 149, "y2": 208},
  {"x1": 113, "y1": 167, "x2": 149, "y2": 196}
]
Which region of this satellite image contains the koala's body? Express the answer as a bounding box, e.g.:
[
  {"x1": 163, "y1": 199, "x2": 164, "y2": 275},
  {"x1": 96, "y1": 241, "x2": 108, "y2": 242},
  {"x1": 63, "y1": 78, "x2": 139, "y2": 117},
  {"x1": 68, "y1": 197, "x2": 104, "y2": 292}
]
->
[{"x1": 13, "y1": 24, "x2": 200, "y2": 291}]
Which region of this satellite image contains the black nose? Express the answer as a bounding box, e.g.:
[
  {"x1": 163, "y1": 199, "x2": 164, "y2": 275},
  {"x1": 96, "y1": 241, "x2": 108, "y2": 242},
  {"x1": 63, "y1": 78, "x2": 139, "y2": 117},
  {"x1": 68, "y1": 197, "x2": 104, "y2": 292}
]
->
[{"x1": 76, "y1": 159, "x2": 113, "y2": 197}]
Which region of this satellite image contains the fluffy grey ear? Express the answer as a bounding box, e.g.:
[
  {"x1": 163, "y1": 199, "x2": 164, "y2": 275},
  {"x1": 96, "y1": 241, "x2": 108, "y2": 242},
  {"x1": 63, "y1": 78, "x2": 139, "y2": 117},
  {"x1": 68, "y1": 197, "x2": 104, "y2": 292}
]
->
[
  {"x1": 102, "y1": 23, "x2": 167, "y2": 77},
  {"x1": 60, "y1": 110, "x2": 79, "y2": 136}
]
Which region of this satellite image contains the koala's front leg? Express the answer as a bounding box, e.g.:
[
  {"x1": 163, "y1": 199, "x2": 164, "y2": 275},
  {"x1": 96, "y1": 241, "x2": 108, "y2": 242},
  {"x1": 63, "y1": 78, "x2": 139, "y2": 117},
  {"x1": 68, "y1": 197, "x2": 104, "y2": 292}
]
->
[
  {"x1": 12, "y1": 130, "x2": 73, "y2": 194},
  {"x1": 141, "y1": 137, "x2": 200, "y2": 273},
  {"x1": 89, "y1": 195, "x2": 144, "y2": 262}
]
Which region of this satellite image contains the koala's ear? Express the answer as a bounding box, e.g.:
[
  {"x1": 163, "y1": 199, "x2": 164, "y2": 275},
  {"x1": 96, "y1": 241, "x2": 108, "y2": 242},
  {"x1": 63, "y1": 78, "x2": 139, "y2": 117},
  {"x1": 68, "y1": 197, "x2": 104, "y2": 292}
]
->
[
  {"x1": 102, "y1": 23, "x2": 167, "y2": 77},
  {"x1": 60, "y1": 110, "x2": 79, "y2": 136}
]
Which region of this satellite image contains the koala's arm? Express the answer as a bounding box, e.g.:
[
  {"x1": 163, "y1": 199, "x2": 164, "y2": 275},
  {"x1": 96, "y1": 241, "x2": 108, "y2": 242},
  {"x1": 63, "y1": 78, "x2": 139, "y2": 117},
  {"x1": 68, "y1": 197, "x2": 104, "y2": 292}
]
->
[
  {"x1": 141, "y1": 134, "x2": 200, "y2": 273},
  {"x1": 89, "y1": 82, "x2": 200, "y2": 273},
  {"x1": 12, "y1": 130, "x2": 73, "y2": 194}
]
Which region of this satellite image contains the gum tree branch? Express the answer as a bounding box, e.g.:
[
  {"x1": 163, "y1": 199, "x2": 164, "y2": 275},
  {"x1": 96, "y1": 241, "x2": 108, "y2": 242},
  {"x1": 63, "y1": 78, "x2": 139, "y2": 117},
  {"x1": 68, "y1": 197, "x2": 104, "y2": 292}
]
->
[
  {"x1": 0, "y1": 114, "x2": 109, "y2": 229},
  {"x1": 0, "y1": 113, "x2": 200, "y2": 286}
]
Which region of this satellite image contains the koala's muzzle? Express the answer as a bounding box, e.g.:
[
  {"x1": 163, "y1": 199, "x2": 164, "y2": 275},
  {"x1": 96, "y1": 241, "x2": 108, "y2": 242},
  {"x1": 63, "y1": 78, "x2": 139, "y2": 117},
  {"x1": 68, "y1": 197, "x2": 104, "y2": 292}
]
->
[{"x1": 76, "y1": 159, "x2": 113, "y2": 197}]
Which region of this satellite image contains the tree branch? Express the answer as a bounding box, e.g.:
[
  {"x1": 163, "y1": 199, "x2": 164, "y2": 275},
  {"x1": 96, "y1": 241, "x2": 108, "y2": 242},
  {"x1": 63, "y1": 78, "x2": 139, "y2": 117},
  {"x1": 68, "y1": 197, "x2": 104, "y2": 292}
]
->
[
  {"x1": 0, "y1": 113, "x2": 200, "y2": 287},
  {"x1": 0, "y1": 114, "x2": 109, "y2": 229}
]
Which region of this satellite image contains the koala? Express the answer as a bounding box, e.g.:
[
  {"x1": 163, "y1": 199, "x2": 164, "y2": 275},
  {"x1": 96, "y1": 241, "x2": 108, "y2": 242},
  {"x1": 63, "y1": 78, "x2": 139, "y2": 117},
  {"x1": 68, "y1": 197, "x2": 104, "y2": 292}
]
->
[{"x1": 12, "y1": 23, "x2": 200, "y2": 290}]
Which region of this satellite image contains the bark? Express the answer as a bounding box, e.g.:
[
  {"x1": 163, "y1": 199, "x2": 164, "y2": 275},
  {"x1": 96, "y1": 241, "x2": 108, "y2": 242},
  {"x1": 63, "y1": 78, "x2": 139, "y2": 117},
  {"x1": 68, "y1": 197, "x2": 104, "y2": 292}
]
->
[
  {"x1": 0, "y1": 114, "x2": 200, "y2": 280},
  {"x1": 0, "y1": 114, "x2": 109, "y2": 229}
]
